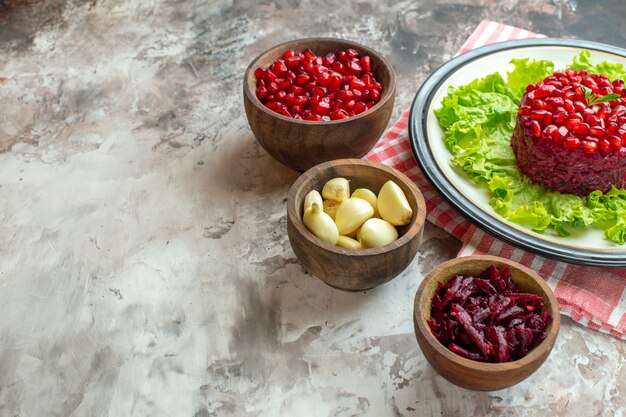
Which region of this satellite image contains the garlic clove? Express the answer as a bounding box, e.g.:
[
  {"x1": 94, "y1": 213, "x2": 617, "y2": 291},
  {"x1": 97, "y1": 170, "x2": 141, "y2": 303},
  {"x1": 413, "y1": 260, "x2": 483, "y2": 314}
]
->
[
  {"x1": 334, "y1": 197, "x2": 374, "y2": 235},
  {"x1": 322, "y1": 177, "x2": 350, "y2": 203},
  {"x1": 377, "y1": 180, "x2": 413, "y2": 226},
  {"x1": 303, "y1": 203, "x2": 339, "y2": 245},
  {"x1": 303, "y1": 190, "x2": 323, "y2": 212},
  {"x1": 351, "y1": 188, "x2": 379, "y2": 218},
  {"x1": 359, "y1": 218, "x2": 399, "y2": 248},
  {"x1": 323, "y1": 199, "x2": 340, "y2": 221},
  {"x1": 336, "y1": 235, "x2": 362, "y2": 250}
]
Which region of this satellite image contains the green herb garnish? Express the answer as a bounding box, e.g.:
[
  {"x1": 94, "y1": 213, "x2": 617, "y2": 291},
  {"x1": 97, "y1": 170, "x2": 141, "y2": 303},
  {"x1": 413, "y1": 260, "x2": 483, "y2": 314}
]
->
[{"x1": 581, "y1": 85, "x2": 620, "y2": 106}]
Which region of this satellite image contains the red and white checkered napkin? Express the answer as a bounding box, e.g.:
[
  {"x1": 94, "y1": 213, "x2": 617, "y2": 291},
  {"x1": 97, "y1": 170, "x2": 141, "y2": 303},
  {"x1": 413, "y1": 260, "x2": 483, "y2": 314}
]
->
[{"x1": 365, "y1": 20, "x2": 626, "y2": 340}]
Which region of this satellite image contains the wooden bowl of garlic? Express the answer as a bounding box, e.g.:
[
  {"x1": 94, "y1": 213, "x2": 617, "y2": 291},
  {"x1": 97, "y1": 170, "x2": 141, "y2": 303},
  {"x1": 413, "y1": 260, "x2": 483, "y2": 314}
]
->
[{"x1": 287, "y1": 158, "x2": 427, "y2": 291}]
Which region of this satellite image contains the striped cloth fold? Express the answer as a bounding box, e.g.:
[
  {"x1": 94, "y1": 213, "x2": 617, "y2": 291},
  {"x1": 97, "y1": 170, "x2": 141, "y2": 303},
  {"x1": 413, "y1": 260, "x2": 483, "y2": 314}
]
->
[{"x1": 365, "y1": 20, "x2": 626, "y2": 340}]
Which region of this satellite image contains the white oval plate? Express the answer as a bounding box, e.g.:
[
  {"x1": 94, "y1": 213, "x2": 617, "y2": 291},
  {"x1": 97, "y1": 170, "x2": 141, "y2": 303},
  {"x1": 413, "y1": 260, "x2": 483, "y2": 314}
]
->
[{"x1": 409, "y1": 38, "x2": 626, "y2": 267}]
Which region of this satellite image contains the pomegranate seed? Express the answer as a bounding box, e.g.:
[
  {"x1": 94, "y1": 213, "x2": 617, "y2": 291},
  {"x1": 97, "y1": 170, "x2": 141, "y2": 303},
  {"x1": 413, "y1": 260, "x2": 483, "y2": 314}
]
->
[
  {"x1": 256, "y1": 85, "x2": 269, "y2": 100},
  {"x1": 288, "y1": 85, "x2": 305, "y2": 95},
  {"x1": 312, "y1": 100, "x2": 331, "y2": 115},
  {"x1": 582, "y1": 140, "x2": 598, "y2": 154},
  {"x1": 322, "y1": 53, "x2": 336, "y2": 67},
  {"x1": 284, "y1": 56, "x2": 302, "y2": 70},
  {"x1": 331, "y1": 62, "x2": 344, "y2": 73},
  {"x1": 367, "y1": 88, "x2": 381, "y2": 101},
  {"x1": 281, "y1": 50, "x2": 296, "y2": 60},
  {"x1": 589, "y1": 126, "x2": 607, "y2": 138},
  {"x1": 303, "y1": 49, "x2": 316, "y2": 60},
  {"x1": 556, "y1": 125, "x2": 569, "y2": 140},
  {"x1": 361, "y1": 73, "x2": 373, "y2": 88},
  {"x1": 608, "y1": 135, "x2": 623, "y2": 150},
  {"x1": 274, "y1": 90, "x2": 287, "y2": 102},
  {"x1": 276, "y1": 78, "x2": 291, "y2": 90},
  {"x1": 543, "y1": 125, "x2": 558, "y2": 137},
  {"x1": 564, "y1": 117, "x2": 582, "y2": 130},
  {"x1": 585, "y1": 114, "x2": 602, "y2": 126},
  {"x1": 613, "y1": 105, "x2": 626, "y2": 117},
  {"x1": 265, "y1": 101, "x2": 291, "y2": 117},
  {"x1": 599, "y1": 139, "x2": 612, "y2": 153},
  {"x1": 530, "y1": 110, "x2": 550, "y2": 121},
  {"x1": 343, "y1": 99, "x2": 356, "y2": 110},
  {"x1": 354, "y1": 102, "x2": 368, "y2": 114},
  {"x1": 267, "y1": 81, "x2": 280, "y2": 93},
  {"x1": 554, "y1": 112, "x2": 568, "y2": 124},
  {"x1": 530, "y1": 120, "x2": 541, "y2": 136},
  {"x1": 350, "y1": 78, "x2": 367, "y2": 91},
  {"x1": 345, "y1": 49, "x2": 358, "y2": 60},
  {"x1": 289, "y1": 105, "x2": 303, "y2": 115},
  {"x1": 295, "y1": 95, "x2": 308, "y2": 106},
  {"x1": 330, "y1": 109, "x2": 349, "y2": 120},
  {"x1": 599, "y1": 87, "x2": 614, "y2": 96},
  {"x1": 572, "y1": 123, "x2": 589, "y2": 136},
  {"x1": 327, "y1": 73, "x2": 342, "y2": 91},
  {"x1": 519, "y1": 105, "x2": 531, "y2": 116},
  {"x1": 310, "y1": 86, "x2": 326, "y2": 97},
  {"x1": 360, "y1": 56, "x2": 371, "y2": 72},
  {"x1": 364, "y1": 100, "x2": 376, "y2": 109},
  {"x1": 532, "y1": 100, "x2": 546, "y2": 110},
  {"x1": 294, "y1": 74, "x2": 310, "y2": 86},
  {"x1": 254, "y1": 68, "x2": 265, "y2": 81},
  {"x1": 272, "y1": 61, "x2": 288, "y2": 76},
  {"x1": 345, "y1": 61, "x2": 363, "y2": 75},
  {"x1": 302, "y1": 113, "x2": 322, "y2": 121},
  {"x1": 545, "y1": 97, "x2": 564, "y2": 109},
  {"x1": 563, "y1": 136, "x2": 580, "y2": 150},
  {"x1": 563, "y1": 100, "x2": 575, "y2": 113},
  {"x1": 573, "y1": 101, "x2": 586, "y2": 112}
]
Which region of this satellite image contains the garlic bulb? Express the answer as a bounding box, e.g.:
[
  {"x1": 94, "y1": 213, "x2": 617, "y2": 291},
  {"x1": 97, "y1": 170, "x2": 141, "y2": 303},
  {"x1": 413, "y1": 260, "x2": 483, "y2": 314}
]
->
[
  {"x1": 323, "y1": 199, "x2": 340, "y2": 220},
  {"x1": 303, "y1": 190, "x2": 323, "y2": 212},
  {"x1": 303, "y1": 203, "x2": 339, "y2": 245},
  {"x1": 322, "y1": 177, "x2": 350, "y2": 203},
  {"x1": 359, "y1": 218, "x2": 399, "y2": 248},
  {"x1": 351, "y1": 188, "x2": 379, "y2": 218},
  {"x1": 336, "y1": 235, "x2": 362, "y2": 250},
  {"x1": 377, "y1": 180, "x2": 413, "y2": 226},
  {"x1": 334, "y1": 197, "x2": 374, "y2": 235}
]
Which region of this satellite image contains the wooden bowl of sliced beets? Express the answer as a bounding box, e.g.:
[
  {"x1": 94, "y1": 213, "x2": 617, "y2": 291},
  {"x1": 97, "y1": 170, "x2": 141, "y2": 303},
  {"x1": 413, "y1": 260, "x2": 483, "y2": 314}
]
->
[
  {"x1": 413, "y1": 255, "x2": 560, "y2": 391},
  {"x1": 243, "y1": 37, "x2": 395, "y2": 172}
]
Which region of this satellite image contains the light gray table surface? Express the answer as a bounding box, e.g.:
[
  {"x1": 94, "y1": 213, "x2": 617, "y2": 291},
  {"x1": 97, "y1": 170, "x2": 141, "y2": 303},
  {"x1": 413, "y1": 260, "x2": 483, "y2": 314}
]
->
[{"x1": 0, "y1": 1, "x2": 624, "y2": 416}]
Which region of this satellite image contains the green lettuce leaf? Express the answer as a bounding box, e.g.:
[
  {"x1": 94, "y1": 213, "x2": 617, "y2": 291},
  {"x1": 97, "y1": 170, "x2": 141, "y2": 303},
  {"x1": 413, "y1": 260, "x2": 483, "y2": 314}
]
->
[
  {"x1": 507, "y1": 58, "x2": 555, "y2": 98},
  {"x1": 571, "y1": 49, "x2": 626, "y2": 81},
  {"x1": 435, "y1": 50, "x2": 626, "y2": 244}
]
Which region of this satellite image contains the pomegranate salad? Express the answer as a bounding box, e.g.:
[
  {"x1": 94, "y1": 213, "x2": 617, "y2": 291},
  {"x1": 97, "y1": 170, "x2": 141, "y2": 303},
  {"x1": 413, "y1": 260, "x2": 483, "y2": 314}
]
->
[{"x1": 435, "y1": 50, "x2": 626, "y2": 244}]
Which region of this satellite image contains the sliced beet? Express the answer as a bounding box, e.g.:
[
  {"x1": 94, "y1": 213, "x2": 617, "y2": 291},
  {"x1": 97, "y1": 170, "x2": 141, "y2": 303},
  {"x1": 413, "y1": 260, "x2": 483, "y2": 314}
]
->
[{"x1": 427, "y1": 265, "x2": 552, "y2": 363}]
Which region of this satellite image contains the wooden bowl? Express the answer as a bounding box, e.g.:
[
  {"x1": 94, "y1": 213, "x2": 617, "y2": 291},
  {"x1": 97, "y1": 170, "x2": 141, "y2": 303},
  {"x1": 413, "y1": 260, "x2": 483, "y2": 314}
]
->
[
  {"x1": 243, "y1": 38, "x2": 396, "y2": 172},
  {"x1": 413, "y1": 255, "x2": 561, "y2": 391},
  {"x1": 287, "y1": 158, "x2": 426, "y2": 291}
]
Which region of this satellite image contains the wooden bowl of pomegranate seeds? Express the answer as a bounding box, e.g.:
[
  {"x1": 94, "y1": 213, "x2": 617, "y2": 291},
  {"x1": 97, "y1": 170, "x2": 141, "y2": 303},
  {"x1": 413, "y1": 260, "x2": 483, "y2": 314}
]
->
[
  {"x1": 413, "y1": 255, "x2": 560, "y2": 391},
  {"x1": 243, "y1": 38, "x2": 395, "y2": 172}
]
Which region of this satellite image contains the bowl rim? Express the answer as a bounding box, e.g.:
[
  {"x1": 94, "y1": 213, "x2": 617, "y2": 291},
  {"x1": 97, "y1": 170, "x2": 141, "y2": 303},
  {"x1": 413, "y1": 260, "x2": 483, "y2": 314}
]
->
[
  {"x1": 243, "y1": 37, "x2": 396, "y2": 124},
  {"x1": 413, "y1": 255, "x2": 561, "y2": 371},
  {"x1": 287, "y1": 158, "x2": 427, "y2": 256}
]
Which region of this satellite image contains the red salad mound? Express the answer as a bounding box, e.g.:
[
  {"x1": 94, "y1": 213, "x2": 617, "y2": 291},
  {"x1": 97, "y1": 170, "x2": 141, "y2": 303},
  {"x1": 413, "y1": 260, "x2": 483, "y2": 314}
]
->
[
  {"x1": 427, "y1": 266, "x2": 552, "y2": 363},
  {"x1": 254, "y1": 48, "x2": 383, "y2": 121},
  {"x1": 512, "y1": 68, "x2": 626, "y2": 196}
]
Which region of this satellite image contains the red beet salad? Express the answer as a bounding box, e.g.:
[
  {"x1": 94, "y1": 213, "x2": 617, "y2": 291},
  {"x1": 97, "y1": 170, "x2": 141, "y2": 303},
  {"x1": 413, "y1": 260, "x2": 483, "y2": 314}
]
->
[
  {"x1": 512, "y1": 68, "x2": 626, "y2": 196},
  {"x1": 427, "y1": 266, "x2": 552, "y2": 363}
]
